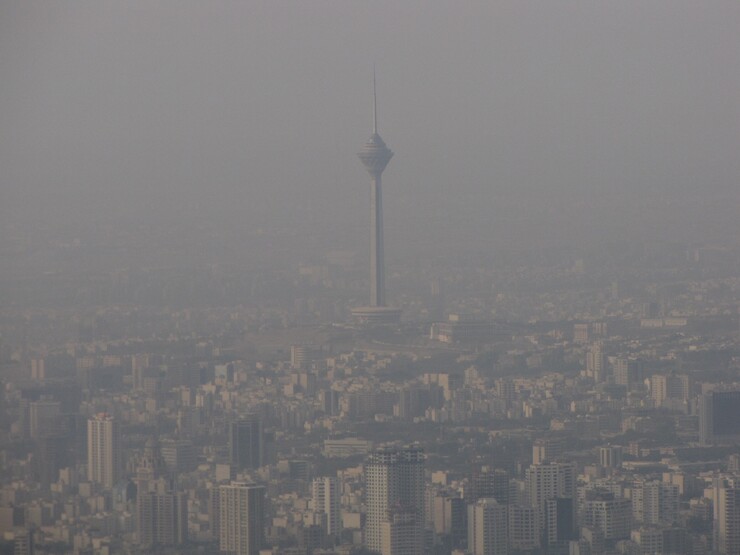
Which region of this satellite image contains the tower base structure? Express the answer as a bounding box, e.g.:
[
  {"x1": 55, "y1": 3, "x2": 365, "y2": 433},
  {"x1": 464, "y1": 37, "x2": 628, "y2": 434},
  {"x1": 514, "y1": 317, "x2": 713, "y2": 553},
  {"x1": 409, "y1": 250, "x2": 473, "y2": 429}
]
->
[{"x1": 350, "y1": 306, "x2": 402, "y2": 325}]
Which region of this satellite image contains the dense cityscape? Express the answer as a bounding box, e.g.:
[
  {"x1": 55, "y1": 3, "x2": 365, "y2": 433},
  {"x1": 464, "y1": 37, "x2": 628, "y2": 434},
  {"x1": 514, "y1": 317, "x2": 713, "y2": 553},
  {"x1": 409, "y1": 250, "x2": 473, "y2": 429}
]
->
[
  {"x1": 3, "y1": 2, "x2": 740, "y2": 555},
  {"x1": 3, "y1": 105, "x2": 740, "y2": 553},
  {"x1": 2, "y1": 220, "x2": 740, "y2": 555}
]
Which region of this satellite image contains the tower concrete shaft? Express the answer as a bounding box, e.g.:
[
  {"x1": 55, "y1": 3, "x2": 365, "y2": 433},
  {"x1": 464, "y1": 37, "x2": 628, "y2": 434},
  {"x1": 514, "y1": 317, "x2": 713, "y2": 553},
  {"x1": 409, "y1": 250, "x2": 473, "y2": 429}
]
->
[
  {"x1": 358, "y1": 90, "x2": 393, "y2": 307},
  {"x1": 370, "y1": 174, "x2": 385, "y2": 306}
]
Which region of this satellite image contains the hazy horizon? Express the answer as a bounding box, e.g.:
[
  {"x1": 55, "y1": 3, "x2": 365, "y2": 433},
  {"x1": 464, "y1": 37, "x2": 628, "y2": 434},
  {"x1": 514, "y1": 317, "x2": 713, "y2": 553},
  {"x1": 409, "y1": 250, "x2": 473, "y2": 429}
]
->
[{"x1": 2, "y1": 1, "x2": 739, "y2": 272}]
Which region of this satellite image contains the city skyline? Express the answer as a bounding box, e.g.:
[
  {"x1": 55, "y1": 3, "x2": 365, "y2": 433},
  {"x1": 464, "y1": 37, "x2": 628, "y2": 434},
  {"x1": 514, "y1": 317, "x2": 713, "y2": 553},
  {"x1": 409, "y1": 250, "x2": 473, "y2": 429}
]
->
[{"x1": 1, "y1": 3, "x2": 740, "y2": 555}]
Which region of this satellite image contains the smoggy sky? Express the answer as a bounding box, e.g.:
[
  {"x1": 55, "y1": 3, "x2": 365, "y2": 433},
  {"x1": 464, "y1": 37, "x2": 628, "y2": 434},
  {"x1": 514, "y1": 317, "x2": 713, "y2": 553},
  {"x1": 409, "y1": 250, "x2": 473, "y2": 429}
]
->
[{"x1": 2, "y1": 1, "x2": 739, "y2": 258}]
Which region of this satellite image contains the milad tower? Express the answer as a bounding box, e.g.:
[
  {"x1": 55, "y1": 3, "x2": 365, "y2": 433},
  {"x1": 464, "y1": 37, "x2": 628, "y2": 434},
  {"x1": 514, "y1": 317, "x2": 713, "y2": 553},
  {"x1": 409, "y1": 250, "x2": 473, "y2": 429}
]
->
[{"x1": 351, "y1": 74, "x2": 402, "y2": 324}]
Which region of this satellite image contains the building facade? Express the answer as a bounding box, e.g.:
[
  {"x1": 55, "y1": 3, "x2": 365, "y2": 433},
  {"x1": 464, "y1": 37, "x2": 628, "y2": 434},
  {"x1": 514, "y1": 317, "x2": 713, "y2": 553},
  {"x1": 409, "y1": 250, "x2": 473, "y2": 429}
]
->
[
  {"x1": 219, "y1": 482, "x2": 265, "y2": 555},
  {"x1": 87, "y1": 413, "x2": 120, "y2": 488},
  {"x1": 468, "y1": 498, "x2": 508, "y2": 555},
  {"x1": 312, "y1": 476, "x2": 341, "y2": 537},
  {"x1": 365, "y1": 445, "x2": 425, "y2": 555},
  {"x1": 229, "y1": 414, "x2": 263, "y2": 470}
]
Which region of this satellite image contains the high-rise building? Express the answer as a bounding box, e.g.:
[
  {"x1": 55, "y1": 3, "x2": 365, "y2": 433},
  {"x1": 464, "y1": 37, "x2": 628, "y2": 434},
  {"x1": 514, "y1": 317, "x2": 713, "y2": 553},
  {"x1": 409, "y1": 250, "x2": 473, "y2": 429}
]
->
[
  {"x1": 229, "y1": 414, "x2": 263, "y2": 470},
  {"x1": 290, "y1": 345, "x2": 315, "y2": 369},
  {"x1": 629, "y1": 526, "x2": 689, "y2": 555},
  {"x1": 524, "y1": 462, "x2": 576, "y2": 510},
  {"x1": 585, "y1": 342, "x2": 606, "y2": 382},
  {"x1": 573, "y1": 323, "x2": 589, "y2": 344},
  {"x1": 714, "y1": 484, "x2": 740, "y2": 554},
  {"x1": 351, "y1": 73, "x2": 401, "y2": 324},
  {"x1": 508, "y1": 505, "x2": 539, "y2": 552},
  {"x1": 321, "y1": 389, "x2": 341, "y2": 417},
  {"x1": 161, "y1": 438, "x2": 197, "y2": 474},
  {"x1": 700, "y1": 389, "x2": 740, "y2": 445},
  {"x1": 431, "y1": 492, "x2": 466, "y2": 549},
  {"x1": 31, "y1": 358, "x2": 45, "y2": 381},
  {"x1": 29, "y1": 399, "x2": 61, "y2": 439},
  {"x1": 34, "y1": 434, "x2": 69, "y2": 488},
  {"x1": 134, "y1": 439, "x2": 187, "y2": 549},
  {"x1": 137, "y1": 484, "x2": 188, "y2": 548},
  {"x1": 613, "y1": 358, "x2": 642, "y2": 390},
  {"x1": 468, "y1": 498, "x2": 508, "y2": 555},
  {"x1": 469, "y1": 467, "x2": 511, "y2": 505},
  {"x1": 365, "y1": 445, "x2": 425, "y2": 555},
  {"x1": 532, "y1": 436, "x2": 566, "y2": 465},
  {"x1": 209, "y1": 486, "x2": 221, "y2": 540},
  {"x1": 219, "y1": 482, "x2": 265, "y2": 555},
  {"x1": 599, "y1": 446, "x2": 623, "y2": 469},
  {"x1": 581, "y1": 491, "x2": 631, "y2": 541},
  {"x1": 545, "y1": 497, "x2": 576, "y2": 549},
  {"x1": 398, "y1": 385, "x2": 444, "y2": 421},
  {"x1": 715, "y1": 477, "x2": 740, "y2": 554},
  {"x1": 380, "y1": 507, "x2": 423, "y2": 555},
  {"x1": 630, "y1": 527, "x2": 663, "y2": 555},
  {"x1": 312, "y1": 476, "x2": 341, "y2": 537},
  {"x1": 524, "y1": 461, "x2": 576, "y2": 551},
  {"x1": 11, "y1": 528, "x2": 32, "y2": 555},
  {"x1": 661, "y1": 527, "x2": 690, "y2": 554},
  {"x1": 650, "y1": 373, "x2": 691, "y2": 407},
  {"x1": 87, "y1": 413, "x2": 121, "y2": 488},
  {"x1": 591, "y1": 321, "x2": 608, "y2": 337},
  {"x1": 729, "y1": 454, "x2": 740, "y2": 473},
  {"x1": 631, "y1": 480, "x2": 679, "y2": 525}
]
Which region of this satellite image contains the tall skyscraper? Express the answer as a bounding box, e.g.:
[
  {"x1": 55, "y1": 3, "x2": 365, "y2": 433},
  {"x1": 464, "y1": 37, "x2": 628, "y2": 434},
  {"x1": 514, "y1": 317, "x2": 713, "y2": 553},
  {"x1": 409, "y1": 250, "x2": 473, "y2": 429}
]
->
[
  {"x1": 585, "y1": 342, "x2": 606, "y2": 382},
  {"x1": 507, "y1": 506, "x2": 540, "y2": 552},
  {"x1": 545, "y1": 498, "x2": 576, "y2": 549},
  {"x1": 161, "y1": 438, "x2": 198, "y2": 474},
  {"x1": 137, "y1": 485, "x2": 188, "y2": 548},
  {"x1": 365, "y1": 444, "x2": 425, "y2": 555},
  {"x1": 312, "y1": 476, "x2": 341, "y2": 537},
  {"x1": 714, "y1": 477, "x2": 740, "y2": 554},
  {"x1": 468, "y1": 498, "x2": 508, "y2": 555},
  {"x1": 468, "y1": 467, "x2": 511, "y2": 505},
  {"x1": 431, "y1": 491, "x2": 466, "y2": 549},
  {"x1": 524, "y1": 461, "x2": 576, "y2": 551},
  {"x1": 134, "y1": 439, "x2": 188, "y2": 549},
  {"x1": 630, "y1": 480, "x2": 679, "y2": 525},
  {"x1": 599, "y1": 445, "x2": 623, "y2": 469},
  {"x1": 87, "y1": 413, "x2": 121, "y2": 488},
  {"x1": 532, "y1": 436, "x2": 566, "y2": 465},
  {"x1": 219, "y1": 482, "x2": 265, "y2": 555},
  {"x1": 29, "y1": 399, "x2": 60, "y2": 439},
  {"x1": 524, "y1": 461, "x2": 576, "y2": 510},
  {"x1": 700, "y1": 389, "x2": 740, "y2": 445},
  {"x1": 352, "y1": 73, "x2": 402, "y2": 324},
  {"x1": 581, "y1": 491, "x2": 632, "y2": 542},
  {"x1": 650, "y1": 373, "x2": 691, "y2": 407},
  {"x1": 229, "y1": 414, "x2": 263, "y2": 470},
  {"x1": 381, "y1": 507, "x2": 423, "y2": 555},
  {"x1": 34, "y1": 434, "x2": 69, "y2": 488},
  {"x1": 613, "y1": 357, "x2": 642, "y2": 390}
]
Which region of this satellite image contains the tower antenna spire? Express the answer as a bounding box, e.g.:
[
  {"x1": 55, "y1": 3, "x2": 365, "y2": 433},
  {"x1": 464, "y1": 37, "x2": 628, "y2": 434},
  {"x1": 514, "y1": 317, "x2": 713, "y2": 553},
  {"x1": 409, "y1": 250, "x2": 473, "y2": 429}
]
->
[{"x1": 373, "y1": 64, "x2": 377, "y2": 134}]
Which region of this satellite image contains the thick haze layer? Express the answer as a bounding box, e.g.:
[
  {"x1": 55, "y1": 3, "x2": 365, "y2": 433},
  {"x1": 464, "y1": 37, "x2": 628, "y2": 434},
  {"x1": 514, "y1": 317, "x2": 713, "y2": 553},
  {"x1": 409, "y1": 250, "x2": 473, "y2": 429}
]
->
[{"x1": 1, "y1": 1, "x2": 739, "y2": 267}]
